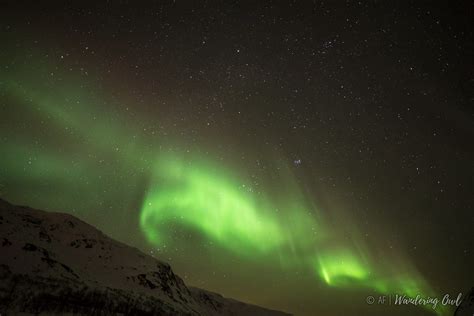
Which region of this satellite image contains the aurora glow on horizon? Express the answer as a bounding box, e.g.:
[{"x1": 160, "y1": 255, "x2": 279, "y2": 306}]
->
[{"x1": 1, "y1": 3, "x2": 472, "y2": 315}]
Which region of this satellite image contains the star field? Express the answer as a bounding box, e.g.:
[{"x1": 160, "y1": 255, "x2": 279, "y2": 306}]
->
[{"x1": 0, "y1": 2, "x2": 473, "y2": 316}]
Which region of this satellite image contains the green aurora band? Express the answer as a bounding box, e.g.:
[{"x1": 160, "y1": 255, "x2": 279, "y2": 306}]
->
[
  {"x1": 0, "y1": 57, "x2": 451, "y2": 316},
  {"x1": 140, "y1": 156, "x2": 449, "y2": 316}
]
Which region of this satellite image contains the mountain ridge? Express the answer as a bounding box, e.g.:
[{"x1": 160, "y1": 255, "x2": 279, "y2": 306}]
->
[{"x1": 0, "y1": 198, "x2": 290, "y2": 316}]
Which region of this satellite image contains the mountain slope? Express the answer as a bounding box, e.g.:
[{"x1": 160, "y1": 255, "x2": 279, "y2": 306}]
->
[{"x1": 0, "y1": 198, "x2": 290, "y2": 316}]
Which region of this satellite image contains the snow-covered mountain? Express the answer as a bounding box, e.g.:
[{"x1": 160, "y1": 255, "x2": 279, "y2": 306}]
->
[{"x1": 0, "y1": 198, "x2": 290, "y2": 315}]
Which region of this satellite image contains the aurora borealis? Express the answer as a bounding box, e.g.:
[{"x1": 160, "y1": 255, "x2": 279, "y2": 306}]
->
[{"x1": 1, "y1": 2, "x2": 473, "y2": 316}]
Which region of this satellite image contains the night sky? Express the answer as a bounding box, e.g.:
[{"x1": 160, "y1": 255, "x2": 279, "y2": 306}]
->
[{"x1": 1, "y1": 1, "x2": 473, "y2": 315}]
